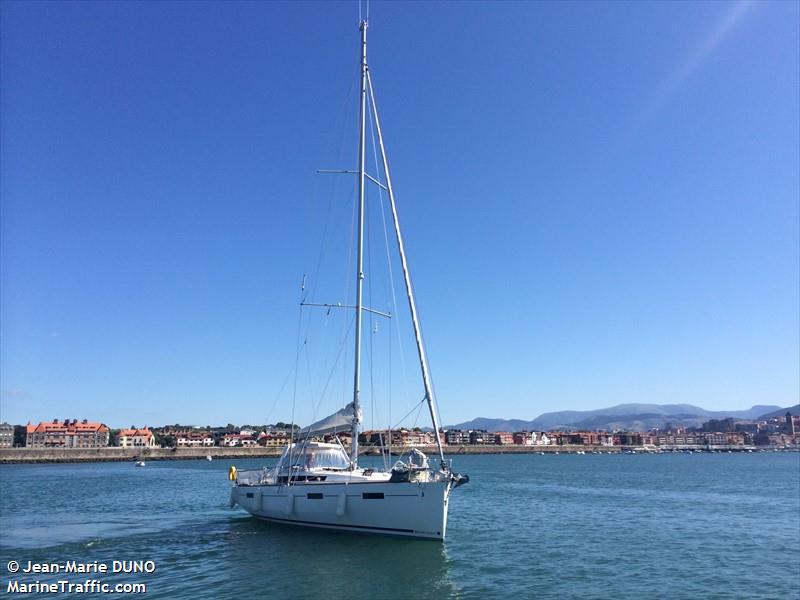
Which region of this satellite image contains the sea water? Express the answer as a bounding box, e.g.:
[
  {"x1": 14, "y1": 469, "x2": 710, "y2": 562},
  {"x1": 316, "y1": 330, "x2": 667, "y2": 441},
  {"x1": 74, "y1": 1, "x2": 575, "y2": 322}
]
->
[{"x1": 1, "y1": 452, "x2": 798, "y2": 598}]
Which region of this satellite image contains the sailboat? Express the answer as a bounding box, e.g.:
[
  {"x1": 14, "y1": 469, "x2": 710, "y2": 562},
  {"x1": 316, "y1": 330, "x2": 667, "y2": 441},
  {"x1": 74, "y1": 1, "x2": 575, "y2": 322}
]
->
[{"x1": 229, "y1": 18, "x2": 468, "y2": 540}]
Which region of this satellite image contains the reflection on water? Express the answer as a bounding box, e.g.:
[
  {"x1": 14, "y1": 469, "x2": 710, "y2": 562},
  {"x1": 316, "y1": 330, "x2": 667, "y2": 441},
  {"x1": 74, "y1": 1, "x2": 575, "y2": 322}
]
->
[{"x1": 223, "y1": 516, "x2": 458, "y2": 597}]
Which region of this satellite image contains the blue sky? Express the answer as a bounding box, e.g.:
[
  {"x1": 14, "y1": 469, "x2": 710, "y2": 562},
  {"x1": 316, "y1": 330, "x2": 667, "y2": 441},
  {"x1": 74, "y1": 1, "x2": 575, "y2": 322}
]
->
[{"x1": 1, "y1": 1, "x2": 798, "y2": 428}]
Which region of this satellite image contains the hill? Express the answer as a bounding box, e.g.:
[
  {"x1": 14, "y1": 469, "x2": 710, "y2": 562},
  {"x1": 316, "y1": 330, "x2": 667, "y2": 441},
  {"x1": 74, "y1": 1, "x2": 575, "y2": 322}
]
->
[
  {"x1": 757, "y1": 404, "x2": 800, "y2": 420},
  {"x1": 446, "y1": 403, "x2": 785, "y2": 432}
]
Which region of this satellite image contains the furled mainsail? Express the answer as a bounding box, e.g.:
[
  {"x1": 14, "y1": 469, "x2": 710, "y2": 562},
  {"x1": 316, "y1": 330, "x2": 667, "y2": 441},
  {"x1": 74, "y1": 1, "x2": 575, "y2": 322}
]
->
[{"x1": 300, "y1": 402, "x2": 362, "y2": 438}]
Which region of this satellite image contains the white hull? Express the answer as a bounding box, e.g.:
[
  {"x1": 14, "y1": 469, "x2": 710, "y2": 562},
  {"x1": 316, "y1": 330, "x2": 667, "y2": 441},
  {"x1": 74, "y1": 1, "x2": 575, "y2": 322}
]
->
[{"x1": 231, "y1": 480, "x2": 450, "y2": 540}]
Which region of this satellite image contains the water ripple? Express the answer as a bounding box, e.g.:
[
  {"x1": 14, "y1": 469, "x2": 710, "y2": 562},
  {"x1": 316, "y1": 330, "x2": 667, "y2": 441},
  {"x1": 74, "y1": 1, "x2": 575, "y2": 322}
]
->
[{"x1": 1, "y1": 453, "x2": 797, "y2": 598}]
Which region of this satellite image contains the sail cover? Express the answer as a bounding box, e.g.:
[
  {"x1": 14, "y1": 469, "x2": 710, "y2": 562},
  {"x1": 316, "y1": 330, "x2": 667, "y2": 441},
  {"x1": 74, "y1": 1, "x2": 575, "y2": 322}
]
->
[{"x1": 300, "y1": 402, "x2": 362, "y2": 438}]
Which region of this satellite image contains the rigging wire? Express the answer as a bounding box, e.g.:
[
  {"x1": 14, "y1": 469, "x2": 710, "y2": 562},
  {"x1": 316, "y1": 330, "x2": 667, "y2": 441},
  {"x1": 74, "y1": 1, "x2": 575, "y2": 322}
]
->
[
  {"x1": 301, "y1": 314, "x2": 356, "y2": 447},
  {"x1": 340, "y1": 172, "x2": 358, "y2": 406},
  {"x1": 390, "y1": 397, "x2": 426, "y2": 431},
  {"x1": 293, "y1": 8, "x2": 446, "y2": 461},
  {"x1": 299, "y1": 65, "x2": 360, "y2": 431},
  {"x1": 261, "y1": 359, "x2": 299, "y2": 429},
  {"x1": 307, "y1": 65, "x2": 358, "y2": 305},
  {"x1": 366, "y1": 78, "x2": 415, "y2": 434},
  {"x1": 288, "y1": 275, "x2": 306, "y2": 479},
  {"x1": 386, "y1": 311, "x2": 392, "y2": 468},
  {"x1": 290, "y1": 63, "x2": 359, "y2": 445},
  {"x1": 365, "y1": 91, "x2": 393, "y2": 469},
  {"x1": 367, "y1": 178, "x2": 376, "y2": 437},
  {"x1": 302, "y1": 183, "x2": 357, "y2": 432},
  {"x1": 303, "y1": 339, "x2": 317, "y2": 416},
  {"x1": 281, "y1": 49, "x2": 354, "y2": 460},
  {"x1": 366, "y1": 70, "x2": 446, "y2": 455}
]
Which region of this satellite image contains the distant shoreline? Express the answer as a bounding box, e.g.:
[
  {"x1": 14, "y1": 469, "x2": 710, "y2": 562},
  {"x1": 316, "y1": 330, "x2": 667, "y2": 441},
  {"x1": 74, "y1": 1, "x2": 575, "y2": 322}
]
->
[{"x1": 0, "y1": 444, "x2": 791, "y2": 464}]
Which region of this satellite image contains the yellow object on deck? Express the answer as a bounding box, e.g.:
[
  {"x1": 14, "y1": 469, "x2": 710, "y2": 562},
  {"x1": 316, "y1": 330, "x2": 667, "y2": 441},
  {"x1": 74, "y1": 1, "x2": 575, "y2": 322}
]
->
[{"x1": 228, "y1": 465, "x2": 237, "y2": 481}]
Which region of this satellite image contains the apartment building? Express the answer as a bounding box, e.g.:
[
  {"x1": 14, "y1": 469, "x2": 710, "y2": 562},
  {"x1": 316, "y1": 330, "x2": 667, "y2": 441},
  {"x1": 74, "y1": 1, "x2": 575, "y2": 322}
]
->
[
  {"x1": 26, "y1": 419, "x2": 110, "y2": 448},
  {"x1": 118, "y1": 428, "x2": 156, "y2": 448},
  {"x1": 0, "y1": 422, "x2": 13, "y2": 447}
]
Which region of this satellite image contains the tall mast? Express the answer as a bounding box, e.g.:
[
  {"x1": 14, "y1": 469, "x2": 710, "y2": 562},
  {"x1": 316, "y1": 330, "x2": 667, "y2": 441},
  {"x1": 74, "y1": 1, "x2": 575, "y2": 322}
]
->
[
  {"x1": 366, "y1": 72, "x2": 446, "y2": 465},
  {"x1": 351, "y1": 19, "x2": 368, "y2": 466}
]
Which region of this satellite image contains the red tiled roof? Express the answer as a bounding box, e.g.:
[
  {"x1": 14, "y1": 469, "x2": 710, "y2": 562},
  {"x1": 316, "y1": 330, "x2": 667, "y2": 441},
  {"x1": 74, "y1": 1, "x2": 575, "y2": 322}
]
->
[
  {"x1": 119, "y1": 428, "x2": 153, "y2": 438},
  {"x1": 27, "y1": 420, "x2": 109, "y2": 434}
]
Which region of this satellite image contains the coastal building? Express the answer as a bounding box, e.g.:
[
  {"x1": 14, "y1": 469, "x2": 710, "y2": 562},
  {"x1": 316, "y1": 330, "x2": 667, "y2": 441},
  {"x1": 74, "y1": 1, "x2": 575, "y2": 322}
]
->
[
  {"x1": 118, "y1": 428, "x2": 156, "y2": 448},
  {"x1": 599, "y1": 434, "x2": 615, "y2": 446},
  {"x1": 469, "y1": 430, "x2": 491, "y2": 445},
  {"x1": 359, "y1": 429, "x2": 431, "y2": 447},
  {"x1": 616, "y1": 433, "x2": 643, "y2": 446},
  {"x1": 176, "y1": 431, "x2": 214, "y2": 447},
  {"x1": 257, "y1": 433, "x2": 293, "y2": 447},
  {"x1": 755, "y1": 433, "x2": 795, "y2": 447},
  {"x1": 407, "y1": 430, "x2": 433, "y2": 446},
  {"x1": 359, "y1": 429, "x2": 442, "y2": 448},
  {"x1": 724, "y1": 433, "x2": 746, "y2": 445},
  {"x1": 362, "y1": 430, "x2": 385, "y2": 446},
  {"x1": 560, "y1": 432, "x2": 594, "y2": 445},
  {"x1": 514, "y1": 431, "x2": 552, "y2": 445},
  {"x1": 673, "y1": 435, "x2": 700, "y2": 445},
  {"x1": 495, "y1": 432, "x2": 514, "y2": 445},
  {"x1": 445, "y1": 430, "x2": 470, "y2": 446},
  {"x1": 580, "y1": 432, "x2": 601, "y2": 445},
  {"x1": 704, "y1": 433, "x2": 728, "y2": 446},
  {"x1": 222, "y1": 434, "x2": 242, "y2": 447},
  {"x1": 26, "y1": 419, "x2": 110, "y2": 448},
  {"x1": 762, "y1": 420, "x2": 786, "y2": 434},
  {"x1": 0, "y1": 422, "x2": 13, "y2": 447},
  {"x1": 735, "y1": 422, "x2": 759, "y2": 434},
  {"x1": 656, "y1": 434, "x2": 701, "y2": 447},
  {"x1": 222, "y1": 434, "x2": 257, "y2": 447},
  {"x1": 391, "y1": 429, "x2": 416, "y2": 446},
  {"x1": 513, "y1": 432, "x2": 535, "y2": 445}
]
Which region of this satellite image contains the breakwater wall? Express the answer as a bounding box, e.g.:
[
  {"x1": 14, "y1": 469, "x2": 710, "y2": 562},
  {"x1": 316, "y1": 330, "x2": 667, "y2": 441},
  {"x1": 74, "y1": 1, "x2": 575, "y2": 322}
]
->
[
  {"x1": 0, "y1": 446, "x2": 284, "y2": 464},
  {"x1": 438, "y1": 445, "x2": 620, "y2": 455},
  {"x1": 0, "y1": 444, "x2": 620, "y2": 464}
]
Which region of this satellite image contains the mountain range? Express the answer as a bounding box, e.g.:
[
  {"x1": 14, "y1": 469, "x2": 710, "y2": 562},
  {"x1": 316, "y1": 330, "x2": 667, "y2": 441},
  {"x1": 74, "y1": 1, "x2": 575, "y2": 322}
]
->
[{"x1": 445, "y1": 403, "x2": 798, "y2": 432}]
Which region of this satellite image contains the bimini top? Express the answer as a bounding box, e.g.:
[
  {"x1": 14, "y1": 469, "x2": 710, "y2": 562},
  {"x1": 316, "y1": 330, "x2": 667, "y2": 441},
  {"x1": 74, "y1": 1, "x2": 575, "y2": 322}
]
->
[{"x1": 276, "y1": 442, "x2": 351, "y2": 472}]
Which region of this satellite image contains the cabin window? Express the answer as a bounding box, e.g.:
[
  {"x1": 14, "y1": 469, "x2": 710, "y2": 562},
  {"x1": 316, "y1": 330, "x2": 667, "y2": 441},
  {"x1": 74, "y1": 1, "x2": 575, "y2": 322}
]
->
[
  {"x1": 307, "y1": 493, "x2": 323, "y2": 500},
  {"x1": 246, "y1": 492, "x2": 254, "y2": 498},
  {"x1": 362, "y1": 492, "x2": 384, "y2": 500}
]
